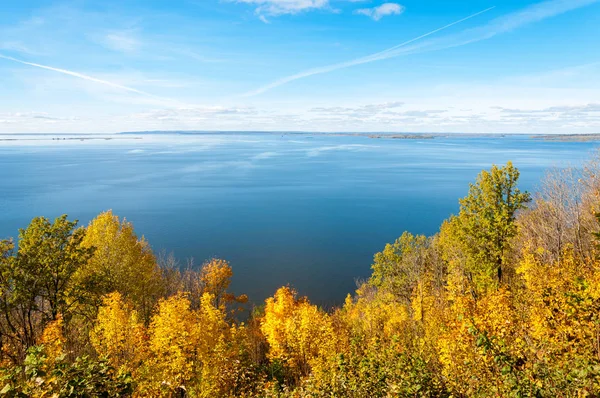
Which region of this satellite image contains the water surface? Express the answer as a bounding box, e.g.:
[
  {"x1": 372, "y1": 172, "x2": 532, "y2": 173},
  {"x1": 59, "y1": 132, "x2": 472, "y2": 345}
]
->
[{"x1": 1, "y1": 133, "x2": 597, "y2": 304}]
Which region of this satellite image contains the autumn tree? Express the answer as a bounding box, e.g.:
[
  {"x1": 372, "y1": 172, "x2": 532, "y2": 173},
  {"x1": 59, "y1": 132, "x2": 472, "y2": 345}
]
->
[
  {"x1": 174, "y1": 258, "x2": 248, "y2": 312},
  {"x1": 369, "y1": 232, "x2": 430, "y2": 303},
  {"x1": 78, "y1": 210, "x2": 163, "y2": 322},
  {"x1": 200, "y1": 258, "x2": 248, "y2": 309},
  {"x1": 0, "y1": 216, "x2": 93, "y2": 362},
  {"x1": 453, "y1": 162, "x2": 531, "y2": 290},
  {"x1": 0, "y1": 239, "x2": 15, "y2": 361},
  {"x1": 39, "y1": 314, "x2": 66, "y2": 363},
  {"x1": 16, "y1": 216, "x2": 93, "y2": 321},
  {"x1": 516, "y1": 249, "x2": 600, "y2": 394},
  {"x1": 517, "y1": 167, "x2": 597, "y2": 266},
  {"x1": 142, "y1": 293, "x2": 199, "y2": 394},
  {"x1": 142, "y1": 292, "x2": 240, "y2": 396},
  {"x1": 90, "y1": 292, "x2": 146, "y2": 371},
  {"x1": 157, "y1": 250, "x2": 183, "y2": 298},
  {"x1": 261, "y1": 287, "x2": 336, "y2": 384}
]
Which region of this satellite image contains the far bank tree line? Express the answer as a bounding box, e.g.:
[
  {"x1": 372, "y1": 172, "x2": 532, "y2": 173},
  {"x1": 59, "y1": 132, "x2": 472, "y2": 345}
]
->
[{"x1": 1, "y1": 157, "x2": 600, "y2": 396}]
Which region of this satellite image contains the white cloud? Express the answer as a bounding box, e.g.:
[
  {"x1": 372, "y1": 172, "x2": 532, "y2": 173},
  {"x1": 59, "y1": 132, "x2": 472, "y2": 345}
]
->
[
  {"x1": 231, "y1": 0, "x2": 329, "y2": 16},
  {"x1": 310, "y1": 101, "x2": 405, "y2": 117},
  {"x1": 355, "y1": 3, "x2": 405, "y2": 21},
  {"x1": 3, "y1": 94, "x2": 600, "y2": 134}
]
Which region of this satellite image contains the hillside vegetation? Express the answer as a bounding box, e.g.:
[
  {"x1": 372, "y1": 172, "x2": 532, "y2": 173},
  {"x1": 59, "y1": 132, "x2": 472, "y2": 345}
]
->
[{"x1": 1, "y1": 158, "x2": 600, "y2": 397}]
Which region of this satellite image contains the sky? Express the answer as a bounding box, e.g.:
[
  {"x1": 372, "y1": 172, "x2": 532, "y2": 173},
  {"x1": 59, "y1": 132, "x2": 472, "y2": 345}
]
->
[{"x1": 0, "y1": 0, "x2": 599, "y2": 134}]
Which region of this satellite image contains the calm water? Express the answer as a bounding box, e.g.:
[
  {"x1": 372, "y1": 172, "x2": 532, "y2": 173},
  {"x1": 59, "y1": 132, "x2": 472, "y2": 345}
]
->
[{"x1": 1, "y1": 133, "x2": 598, "y2": 305}]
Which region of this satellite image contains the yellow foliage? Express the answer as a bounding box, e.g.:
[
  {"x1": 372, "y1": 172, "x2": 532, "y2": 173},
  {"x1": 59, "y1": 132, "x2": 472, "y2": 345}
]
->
[
  {"x1": 146, "y1": 293, "x2": 199, "y2": 392},
  {"x1": 437, "y1": 217, "x2": 471, "y2": 301},
  {"x1": 141, "y1": 292, "x2": 236, "y2": 396},
  {"x1": 410, "y1": 278, "x2": 447, "y2": 358},
  {"x1": 438, "y1": 289, "x2": 521, "y2": 396},
  {"x1": 261, "y1": 287, "x2": 336, "y2": 377},
  {"x1": 196, "y1": 292, "x2": 229, "y2": 360},
  {"x1": 517, "y1": 248, "x2": 600, "y2": 388},
  {"x1": 40, "y1": 314, "x2": 65, "y2": 361},
  {"x1": 91, "y1": 292, "x2": 146, "y2": 370},
  {"x1": 79, "y1": 210, "x2": 163, "y2": 321},
  {"x1": 261, "y1": 286, "x2": 297, "y2": 363},
  {"x1": 200, "y1": 258, "x2": 234, "y2": 307},
  {"x1": 342, "y1": 284, "x2": 409, "y2": 343}
]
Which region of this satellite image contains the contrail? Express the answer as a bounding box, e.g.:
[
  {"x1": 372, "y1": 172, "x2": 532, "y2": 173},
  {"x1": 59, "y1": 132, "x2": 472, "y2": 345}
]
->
[
  {"x1": 244, "y1": 0, "x2": 600, "y2": 97},
  {"x1": 0, "y1": 53, "x2": 156, "y2": 98},
  {"x1": 364, "y1": 6, "x2": 496, "y2": 61},
  {"x1": 242, "y1": 7, "x2": 496, "y2": 97}
]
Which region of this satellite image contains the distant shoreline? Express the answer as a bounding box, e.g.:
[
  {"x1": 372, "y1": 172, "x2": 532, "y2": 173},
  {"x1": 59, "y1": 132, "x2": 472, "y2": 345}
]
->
[
  {"x1": 0, "y1": 136, "x2": 142, "y2": 142},
  {"x1": 1, "y1": 131, "x2": 599, "y2": 142},
  {"x1": 531, "y1": 134, "x2": 600, "y2": 142},
  {"x1": 120, "y1": 131, "x2": 600, "y2": 141},
  {"x1": 118, "y1": 130, "x2": 497, "y2": 139}
]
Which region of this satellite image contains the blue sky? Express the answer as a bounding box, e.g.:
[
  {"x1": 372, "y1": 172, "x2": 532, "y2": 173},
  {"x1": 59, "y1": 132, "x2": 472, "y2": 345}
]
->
[{"x1": 0, "y1": 0, "x2": 599, "y2": 133}]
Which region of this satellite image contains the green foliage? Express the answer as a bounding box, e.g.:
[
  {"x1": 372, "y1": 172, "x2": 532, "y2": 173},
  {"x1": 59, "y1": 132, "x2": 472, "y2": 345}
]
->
[
  {"x1": 455, "y1": 161, "x2": 531, "y2": 290},
  {"x1": 369, "y1": 232, "x2": 429, "y2": 302},
  {"x1": 0, "y1": 216, "x2": 94, "y2": 361},
  {"x1": 17, "y1": 216, "x2": 94, "y2": 317},
  {"x1": 0, "y1": 346, "x2": 132, "y2": 397}
]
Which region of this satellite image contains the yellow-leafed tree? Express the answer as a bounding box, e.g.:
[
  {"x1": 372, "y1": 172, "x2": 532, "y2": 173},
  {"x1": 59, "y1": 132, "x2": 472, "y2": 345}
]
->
[
  {"x1": 90, "y1": 292, "x2": 146, "y2": 371},
  {"x1": 78, "y1": 210, "x2": 163, "y2": 322},
  {"x1": 516, "y1": 247, "x2": 600, "y2": 394},
  {"x1": 142, "y1": 292, "x2": 240, "y2": 397},
  {"x1": 145, "y1": 293, "x2": 199, "y2": 394},
  {"x1": 261, "y1": 287, "x2": 336, "y2": 381}
]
